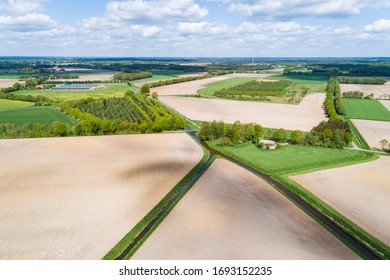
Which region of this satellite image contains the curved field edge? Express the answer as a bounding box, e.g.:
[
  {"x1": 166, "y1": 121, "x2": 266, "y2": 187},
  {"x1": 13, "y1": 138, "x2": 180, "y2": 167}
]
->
[
  {"x1": 274, "y1": 175, "x2": 390, "y2": 259},
  {"x1": 345, "y1": 118, "x2": 370, "y2": 150},
  {"x1": 208, "y1": 142, "x2": 390, "y2": 259},
  {"x1": 102, "y1": 138, "x2": 210, "y2": 260}
]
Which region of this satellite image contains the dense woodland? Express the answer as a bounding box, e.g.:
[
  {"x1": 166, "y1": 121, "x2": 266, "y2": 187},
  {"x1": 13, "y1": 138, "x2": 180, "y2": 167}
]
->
[{"x1": 58, "y1": 92, "x2": 184, "y2": 135}]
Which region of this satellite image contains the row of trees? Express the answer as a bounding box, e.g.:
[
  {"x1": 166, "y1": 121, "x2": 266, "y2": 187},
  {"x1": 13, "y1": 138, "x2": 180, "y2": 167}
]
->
[
  {"x1": 0, "y1": 122, "x2": 73, "y2": 138},
  {"x1": 0, "y1": 90, "x2": 52, "y2": 105},
  {"x1": 148, "y1": 71, "x2": 230, "y2": 88},
  {"x1": 113, "y1": 72, "x2": 152, "y2": 82},
  {"x1": 199, "y1": 118, "x2": 352, "y2": 149},
  {"x1": 325, "y1": 77, "x2": 345, "y2": 118},
  {"x1": 337, "y1": 77, "x2": 387, "y2": 85}
]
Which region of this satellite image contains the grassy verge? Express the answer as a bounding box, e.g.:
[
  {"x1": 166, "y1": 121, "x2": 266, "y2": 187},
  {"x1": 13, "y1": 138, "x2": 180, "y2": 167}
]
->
[
  {"x1": 102, "y1": 141, "x2": 211, "y2": 260},
  {"x1": 345, "y1": 118, "x2": 370, "y2": 150},
  {"x1": 208, "y1": 140, "x2": 390, "y2": 259},
  {"x1": 0, "y1": 99, "x2": 33, "y2": 112},
  {"x1": 275, "y1": 175, "x2": 390, "y2": 259}
]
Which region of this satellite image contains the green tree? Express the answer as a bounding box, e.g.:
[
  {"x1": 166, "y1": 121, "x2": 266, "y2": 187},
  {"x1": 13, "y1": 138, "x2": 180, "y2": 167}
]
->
[
  {"x1": 141, "y1": 84, "x2": 150, "y2": 95},
  {"x1": 274, "y1": 128, "x2": 287, "y2": 142},
  {"x1": 290, "y1": 130, "x2": 304, "y2": 144},
  {"x1": 380, "y1": 139, "x2": 389, "y2": 150}
]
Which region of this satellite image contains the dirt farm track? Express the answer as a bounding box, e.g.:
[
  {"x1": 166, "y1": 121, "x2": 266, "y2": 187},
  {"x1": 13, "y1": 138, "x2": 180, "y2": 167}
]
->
[
  {"x1": 133, "y1": 159, "x2": 358, "y2": 260},
  {"x1": 0, "y1": 134, "x2": 203, "y2": 259}
]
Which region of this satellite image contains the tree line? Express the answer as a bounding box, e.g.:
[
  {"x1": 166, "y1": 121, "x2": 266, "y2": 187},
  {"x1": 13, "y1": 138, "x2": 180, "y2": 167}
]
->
[
  {"x1": 113, "y1": 72, "x2": 152, "y2": 82},
  {"x1": 200, "y1": 118, "x2": 352, "y2": 149},
  {"x1": 337, "y1": 77, "x2": 387, "y2": 85},
  {"x1": 325, "y1": 77, "x2": 345, "y2": 118}
]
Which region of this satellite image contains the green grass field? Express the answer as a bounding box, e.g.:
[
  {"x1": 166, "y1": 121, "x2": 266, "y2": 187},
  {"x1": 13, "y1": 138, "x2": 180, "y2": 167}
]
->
[
  {"x1": 14, "y1": 83, "x2": 131, "y2": 101},
  {"x1": 0, "y1": 99, "x2": 33, "y2": 112},
  {"x1": 343, "y1": 98, "x2": 390, "y2": 121},
  {"x1": 266, "y1": 74, "x2": 328, "y2": 92},
  {"x1": 0, "y1": 107, "x2": 76, "y2": 125},
  {"x1": 197, "y1": 77, "x2": 257, "y2": 95},
  {"x1": 208, "y1": 141, "x2": 373, "y2": 175}
]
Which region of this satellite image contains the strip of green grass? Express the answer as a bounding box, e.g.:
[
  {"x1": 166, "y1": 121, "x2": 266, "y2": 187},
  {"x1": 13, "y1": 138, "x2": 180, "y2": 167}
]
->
[
  {"x1": 14, "y1": 83, "x2": 130, "y2": 101},
  {"x1": 208, "y1": 141, "x2": 372, "y2": 175},
  {"x1": 344, "y1": 118, "x2": 371, "y2": 150},
  {"x1": 0, "y1": 106, "x2": 76, "y2": 125},
  {"x1": 103, "y1": 141, "x2": 211, "y2": 260},
  {"x1": 0, "y1": 99, "x2": 33, "y2": 112},
  {"x1": 343, "y1": 98, "x2": 390, "y2": 121},
  {"x1": 275, "y1": 175, "x2": 390, "y2": 259},
  {"x1": 197, "y1": 77, "x2": 257, "y2": 95}
]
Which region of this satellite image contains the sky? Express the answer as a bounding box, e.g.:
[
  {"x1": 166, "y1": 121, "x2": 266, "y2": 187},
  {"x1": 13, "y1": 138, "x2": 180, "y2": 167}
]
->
[{"x1": 1, "y1": 0, "x2": 390, "y2": 57}]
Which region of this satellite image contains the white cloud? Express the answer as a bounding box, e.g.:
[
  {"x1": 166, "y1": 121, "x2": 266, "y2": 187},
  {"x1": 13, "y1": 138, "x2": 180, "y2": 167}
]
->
[
  {"x1": 0, "y1": 0, "x2": 45, "y2": 15},
  {"x1": 106, "y1": 0, "x2": 208, "y2": 22},
  {"x1": 364, "y1": 19, "x2": 390, "y2": 32},
  {"x1": 222, "y1": 0, "x2": 390, "y2": 19},
  {"x1": 0, "y1": 13, "x2": 55, "y2": 31},
  {"x1": 178, "y1": 21, "x2": 229, "y2": 35}
]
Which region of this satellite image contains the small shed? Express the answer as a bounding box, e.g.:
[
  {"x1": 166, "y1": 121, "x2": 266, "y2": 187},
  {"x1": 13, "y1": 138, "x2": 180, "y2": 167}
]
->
[{"x1": 260, "y1": 140, "x2": 277, "y2": 150}]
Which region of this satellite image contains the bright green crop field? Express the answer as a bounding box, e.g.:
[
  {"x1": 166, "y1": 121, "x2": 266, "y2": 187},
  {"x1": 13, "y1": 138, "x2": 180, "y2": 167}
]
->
[
  {"x1": 0, "y1": 107, "x2": 76, "y2": 125},
  {"x1": 208, "y1": 141, "x2": 375, "y2": 175},
  {"x1": 13, "y1": 83, "x2": 131, "y2": 101},
  {"x1": 0, "y1": 99, "x2": 33, "y2": 112},
  {"x1": 343, "y1": 98, "x2": 390, "y2": 121},
  {"x1": 197, "y1": 77, "x2": 257, "y2": 95}
]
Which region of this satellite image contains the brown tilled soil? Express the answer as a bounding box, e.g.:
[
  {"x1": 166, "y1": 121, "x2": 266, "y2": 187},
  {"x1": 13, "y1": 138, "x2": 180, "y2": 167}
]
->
[
  {"x1": 291, "y1": 156, "x2": 390, "y2": 246},
  {"x1": 133, "y1": 159, "x2": 359, "y2": 260},
  {"x1": 0, "y1": 134, "x2": 203, "y2": 260}
]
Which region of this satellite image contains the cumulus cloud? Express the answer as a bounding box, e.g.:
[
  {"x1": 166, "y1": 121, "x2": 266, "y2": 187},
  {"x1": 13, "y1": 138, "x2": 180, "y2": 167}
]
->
[
  {"x1": 106, "y1": 0, "x2": 208, "y2": 22},
  {"x1": 364, "y1": 19, "x2": 390, "y2": 32},
  {"x1": 220, "y1": 0, "x2": 390, "y2": 19},
  {"x1": 0, "y1": 0, "x2": 45, "y2": 15},
  {"x1": 178, "y1": 21, "x2": 228, "y2": 35}
]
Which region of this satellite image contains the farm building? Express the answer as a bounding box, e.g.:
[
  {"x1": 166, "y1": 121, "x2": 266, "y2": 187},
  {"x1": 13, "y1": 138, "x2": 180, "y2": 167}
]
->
[
  {"x1": 51, "y1": 83, "x2": 102, "y2": 90},
  {"x1": 260, "y1": 140, "x2": 277, "y2": 150}
]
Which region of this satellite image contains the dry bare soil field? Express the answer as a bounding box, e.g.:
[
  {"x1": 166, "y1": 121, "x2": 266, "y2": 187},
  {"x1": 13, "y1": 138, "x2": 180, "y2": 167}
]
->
[
  {"x1": 0, "y1": 134, "x2": 203, "y2": 260},
  {"x1": 340, "y1": 84, "x2": 390, "y2": 99},
  {"x1": 53, "y1": 74, "x2": 114, "y2": 82},
  {"x1": 133, "y1": 159, "x2": 358, "y2": 260},
  {"x1": 381, "y1": 100, "x2": 390, "y2": 111},
  {"x1": 0, "y1": 79, "x2": 20, "y2": 88},
  {"x1": 152, "y1": 73, "x2": 271, "y2": 96},
  {"x1": 160, "y1": 93, "x2": 327, "y2": 131},
  {"x1": 291, "y1": 156, "x2": 390, "y2": 247},
  {"x1": 352, "y1": 119, "x2": 390, "y2": 149}
]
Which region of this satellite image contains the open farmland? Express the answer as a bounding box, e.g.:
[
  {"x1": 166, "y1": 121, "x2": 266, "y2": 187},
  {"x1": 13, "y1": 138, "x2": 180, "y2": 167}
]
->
[
  {"x1": 0, "y1": 99, "x2": 33, "y2": 111},
  {"x1": 352, "y1": 119, "x2": 390, "y2": 149},
  {"x1": 13, "y1": 83, "x2": 131, "y2": 101},
  {"x1": 291, "y1": 156, "x2": 390, "y2": 247},
  {"x1": 0, "y1": 134, "x2": 203, "y2": 259},
  {"x1": 134, "y1": 72, "x2": 207, "y2": 87},
  {"x1": 340, "y1": 84, "x2": 390, "y2": 99},
  {"x1": 381, "y1": 100, "x2": 390, "y2": 111},
  {"x1": 152, "y1": 73, "x2": 270, "y2": 96},
  {"x1": 343, "y1": 99, "x2": 390, "y2": 121},
  {"x1": 160, "y1": 93, "x2": 326, "y2": 131},
  {"x1": 52, "y1": 73, "x2": 114, "y2": 82},
  {"x1": 266, "y1": 74, "x2": 328, "y2": 92},
  {"x1": 0, "y1": 107, "x2": 75, "y2": 125},
  {"x1": 133, "y1": 159, "x2": 358, "y2": 260},
  {"x1": 0, "y1": 79, "x2": 21, "y2": 88}
]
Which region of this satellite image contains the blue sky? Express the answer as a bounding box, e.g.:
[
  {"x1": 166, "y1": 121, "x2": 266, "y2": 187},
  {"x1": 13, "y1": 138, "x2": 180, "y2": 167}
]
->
[{"x1": 1, "y1": 0, "x2": 390, "y2": 57}]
